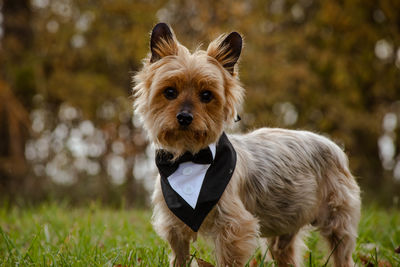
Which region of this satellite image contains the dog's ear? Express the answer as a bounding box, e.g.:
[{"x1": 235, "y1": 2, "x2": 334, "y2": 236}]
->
[
  {"x1": 207, "y1": 32, "x2": 242, "y2": 75},
  {"x1": 150, "y1": 23, "x2": 178, "y2": 63}
]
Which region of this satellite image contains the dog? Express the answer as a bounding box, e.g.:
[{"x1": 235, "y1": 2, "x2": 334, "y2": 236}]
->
[{"x1": 133, "y1": 23, "x2": 361, "y2": 267}]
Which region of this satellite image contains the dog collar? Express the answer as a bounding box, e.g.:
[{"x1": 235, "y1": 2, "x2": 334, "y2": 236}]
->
[{"x1": 155, "y1": 132, "x2": 237, "y2": 232}]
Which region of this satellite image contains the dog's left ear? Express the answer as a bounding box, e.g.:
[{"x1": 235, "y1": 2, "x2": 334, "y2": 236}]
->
[{"x1": 207, "y1": 32, "x2": 242, "y2": 75}]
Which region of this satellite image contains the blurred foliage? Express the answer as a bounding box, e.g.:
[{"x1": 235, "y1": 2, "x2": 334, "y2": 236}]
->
[{"x1": 0, "y1": 0, "x2": 399, "y2": 206}]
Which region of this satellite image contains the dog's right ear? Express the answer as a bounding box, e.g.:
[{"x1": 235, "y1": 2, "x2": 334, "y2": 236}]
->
[{"x1": 150, "y1": 23, "x2": 177, "y2": 63}]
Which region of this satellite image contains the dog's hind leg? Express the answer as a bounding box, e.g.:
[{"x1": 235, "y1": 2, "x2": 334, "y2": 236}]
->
[
  {"x1": 316, "y1": 170, "x2": 361, "y2": 267},
  {"x1": 317, "y1": 205, "x2": 360, "y2": 267},
  {"x1": 267, "y1": 231, "x2": 305, "y2": 267}
]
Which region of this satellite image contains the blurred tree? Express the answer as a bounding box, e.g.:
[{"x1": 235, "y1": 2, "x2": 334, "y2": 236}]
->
[
  {"x1": 0, "y1": 82, "x2": 30, "y2": 192},
  {"x1": 0, "y1": 0, "x2": 33, "y2": 196},
  {"x1": 2, "y1": 0, "x2": 33, "y2": 55},
  {"x1": 0, "y1": 0, "x2": 167, "y2": 205},
  {"x1": 0, "y1": 0, "x2": 399, "y2": 205}
]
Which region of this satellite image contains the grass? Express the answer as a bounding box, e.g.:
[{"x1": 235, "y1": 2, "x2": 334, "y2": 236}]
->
[{"x1": 0, "y1": 202, "x2": 399, "y2": 266}]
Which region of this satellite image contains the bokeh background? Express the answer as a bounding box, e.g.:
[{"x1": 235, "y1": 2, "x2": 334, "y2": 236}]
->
[{"x1": 1, "y1": 0, "x2": 399, "y2": 207}]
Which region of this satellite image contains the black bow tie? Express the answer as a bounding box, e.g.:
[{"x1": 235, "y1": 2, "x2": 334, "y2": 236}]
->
[{"x1": 155, "y1": 146, "x2": 213, "y2": 177}]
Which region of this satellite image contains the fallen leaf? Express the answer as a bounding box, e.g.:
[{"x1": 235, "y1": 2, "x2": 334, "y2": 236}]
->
[
  {"x1": 359, "y1": 254, "x2": 374, "y2": 267},
  {"x1": 196, "y1": 258, "x2": 215, "y2": 267},
  {"x1": 359, "y1": 254, "x2": 392, "y2": 267},
  {"x1": 249, "y1": 258, "x2": 258, "y2": 267}
]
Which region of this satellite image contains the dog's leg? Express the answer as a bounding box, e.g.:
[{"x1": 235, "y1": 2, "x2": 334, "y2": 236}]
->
[
  {"x1": 166, "y1": 226, "x2": 193, "y2": 267},
  {"x1": 323, "y1": 231, "x2": 356, "y2": 267},
  {"x1": 212, "y1": 199, "x2": 259, "y2": 267},
  {"x1": 317, "y1": 170, "x2": 361, "y2": 267},
  {"x1": 155, "y1": 211, "x2": 195, "y2": 266},
  {"x1": 267, "y1": 232, "x2": 304, "y2": 267},
  {"x1": 318, "y1": 207, "x2": 359, "y2": 267},
  {"x1": 152, "y1": 185, "x2": 196, "y2": 267}
]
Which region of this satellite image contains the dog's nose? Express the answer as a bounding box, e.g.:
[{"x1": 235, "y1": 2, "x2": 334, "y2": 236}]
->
[{"x1": 176, "y1": 111, "x2": 193, "y2": 126}]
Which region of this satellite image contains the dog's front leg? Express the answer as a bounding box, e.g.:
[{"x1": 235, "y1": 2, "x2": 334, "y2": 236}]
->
[
  {"x1": 154, "y1": 210, "x2": 195, "y2": 266},
  {"x1": 152, "y1": 187, "x2": 196, "y2": 266},
  {"x1": 166, "y1": 227, "x2": 191, "y2": 266},
  {"x1": 212, "y1": 198, "x2": 259, "y2": 267}
]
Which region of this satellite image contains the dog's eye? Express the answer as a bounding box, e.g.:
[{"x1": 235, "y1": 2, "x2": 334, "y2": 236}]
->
[
  {"x1": 163, "y1": 87, "x2": 178, "y2": 100},
  {"x1": 199, "y1": 90, "x2": 213, "y2": 103}
]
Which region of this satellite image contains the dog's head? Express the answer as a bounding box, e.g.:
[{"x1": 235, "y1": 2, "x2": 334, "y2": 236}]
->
[{"x1": 133, "y1": 23, "x2": 244, "y2": 155}]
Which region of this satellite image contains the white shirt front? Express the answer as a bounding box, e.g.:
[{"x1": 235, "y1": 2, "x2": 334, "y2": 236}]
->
[{"x1": 167, "y1": 144, "x2": 216, "y2": 209}]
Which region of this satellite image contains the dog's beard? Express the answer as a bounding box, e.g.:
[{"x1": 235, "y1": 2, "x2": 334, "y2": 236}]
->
[{"x1": 156, "y1": 128, "x2": 219, "y2": 156}]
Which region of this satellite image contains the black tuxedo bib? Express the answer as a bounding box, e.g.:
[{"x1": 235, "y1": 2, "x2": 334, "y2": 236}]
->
[{"x1": 155, "y1": 132, "x2": 237, "y2": 232}]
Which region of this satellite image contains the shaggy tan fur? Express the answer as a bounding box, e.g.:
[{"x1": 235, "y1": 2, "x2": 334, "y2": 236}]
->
[{"x1": 133, "y1": 23, "x2": 361, "y2": 267}]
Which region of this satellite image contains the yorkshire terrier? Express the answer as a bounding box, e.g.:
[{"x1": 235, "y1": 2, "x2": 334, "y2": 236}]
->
[{"x1": 133, "y1": 23, "x2": 361, "y2": 267}]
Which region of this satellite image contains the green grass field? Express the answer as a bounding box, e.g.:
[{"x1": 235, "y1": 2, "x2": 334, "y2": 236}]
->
[{"x1": 0, "y1": 202, "x2": 399, "y2": 266}]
